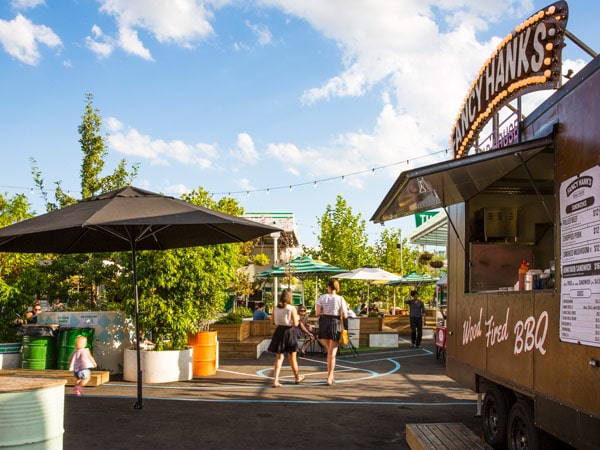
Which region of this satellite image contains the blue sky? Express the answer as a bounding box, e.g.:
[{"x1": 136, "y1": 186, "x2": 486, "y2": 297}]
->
[{"x1": 1, "y1": 0, "x2": 598, "y2": 247}]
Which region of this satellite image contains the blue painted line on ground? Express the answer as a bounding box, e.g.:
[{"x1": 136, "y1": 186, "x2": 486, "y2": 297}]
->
[{"x1": 75, "y1": 393, "x2": 478, "y2": 407}]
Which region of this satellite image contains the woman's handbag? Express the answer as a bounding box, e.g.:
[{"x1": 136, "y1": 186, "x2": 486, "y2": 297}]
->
[
  {"x1": 339, "y1": 329, "x2": 349, "y2": 345},
  {"x1": 339, "y1": 315, "x2": 349, "y2": 345}
]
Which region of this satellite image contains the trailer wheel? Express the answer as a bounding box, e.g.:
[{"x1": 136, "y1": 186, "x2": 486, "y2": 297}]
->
[
  {"x1": 482, "y1": 386, "x2": 511, "y2": 449},
  {"x1": 507, "y1": 400, "x2": 540, "y2": 450}
]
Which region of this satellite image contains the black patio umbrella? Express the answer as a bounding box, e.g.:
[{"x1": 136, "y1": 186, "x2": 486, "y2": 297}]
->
[{"x1": 0, "y1": 186, "x2": 281, "y2": 408}]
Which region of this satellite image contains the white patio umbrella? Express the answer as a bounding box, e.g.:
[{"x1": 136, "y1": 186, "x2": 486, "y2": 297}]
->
[{"x1": 335, "y1": 266, "x2": 401, "y2": 308}]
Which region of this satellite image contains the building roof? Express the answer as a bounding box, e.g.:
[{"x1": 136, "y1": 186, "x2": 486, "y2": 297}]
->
[
  {"x1": 243, "y1": 212, "x2": 299, "y2": 247},
  {"x1": 407, "y1": 211, "x2": 447, "y2": 247}
]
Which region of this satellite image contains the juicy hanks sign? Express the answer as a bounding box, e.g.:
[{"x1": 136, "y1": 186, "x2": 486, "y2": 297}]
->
[{"x1": 451, "y1": 1, "x2": 568, "y2": 158}]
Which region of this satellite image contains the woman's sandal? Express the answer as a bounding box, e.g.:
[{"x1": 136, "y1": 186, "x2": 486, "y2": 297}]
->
[
  {"x1": 326, "y1": 379, "x2": 335, "y2": 386},
  {"x1": 295, "y1": 375, "x2": 305, "y2": 384},
  {"x1": 272, "y1": 382, "x2": 282, "y2": 388}
]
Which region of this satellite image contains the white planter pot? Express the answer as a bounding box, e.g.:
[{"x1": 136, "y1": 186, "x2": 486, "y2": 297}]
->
[{"x1": 123, "y1": 348, "x2": 193, "y2": 383}]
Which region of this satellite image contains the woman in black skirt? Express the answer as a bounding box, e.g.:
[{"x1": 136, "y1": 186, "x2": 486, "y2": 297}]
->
[
  {"x1": 268, "y1": 288, "x2": 305, "y2": 387},
  {"x1": 316, "y1": 279, "x2": 348, "y2": 386}
]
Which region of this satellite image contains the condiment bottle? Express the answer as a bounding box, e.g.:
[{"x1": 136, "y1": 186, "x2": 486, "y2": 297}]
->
[{"x1": 518, "y1": 260, "x2": 529, "y2": 291}]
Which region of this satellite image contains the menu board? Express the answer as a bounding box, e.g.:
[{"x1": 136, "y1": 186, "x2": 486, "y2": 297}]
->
[{"x1": 560, "y1": 165, "x2": 600, "y2": 347}]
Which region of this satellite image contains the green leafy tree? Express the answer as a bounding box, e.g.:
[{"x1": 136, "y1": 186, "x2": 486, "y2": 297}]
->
[
  {"x1": 117, "y1": 187, "x2": 251, "y2": 350},
  {"x1": 0, "y1": 193, "x2": 43, "y2": 341},
  {"x1": 306, "y1": 195, "x2": 375, "y2": 308},
  {"x1": 372, "y1": 227, "x2": 428, "y2": 305},
  {"x1": 26, "y1": 93, "x2": 139, "y2": 311},
  {"x1": 32, "y1": 93, "x2": 138, "y2": 211}
]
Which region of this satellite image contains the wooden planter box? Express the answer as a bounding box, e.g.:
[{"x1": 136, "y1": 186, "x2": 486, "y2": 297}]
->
[
  {"x1": 383, "y1": 315, "x2": 411, "y2": 335},
  {"x1": 359, "y1": 316, "x2": 383, "y2": 331},
  {"x1": 210, "y1": 321, "x2": 251, "y2": 342},
  {"x1": 250, "y1": 320, "x2": 275, "y2": 337}
]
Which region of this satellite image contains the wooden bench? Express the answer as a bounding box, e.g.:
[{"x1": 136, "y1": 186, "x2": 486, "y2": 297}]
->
[
  {"x1": 0, "y1": 369, "x2": 110, "y2": 387},
  {"x1": 406, "y1": 423, "x2": 492, "y2": 450},
  {"x1": 218, "y1": 336, "x2": 269, "y2": 359}
]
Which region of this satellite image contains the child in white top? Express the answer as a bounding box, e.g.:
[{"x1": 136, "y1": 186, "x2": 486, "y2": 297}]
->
[{"x1": 68, "y1": 335, "x2": 97, "y2": 396}]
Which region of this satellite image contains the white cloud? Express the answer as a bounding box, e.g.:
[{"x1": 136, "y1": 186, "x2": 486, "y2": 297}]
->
[
  {"x1": 0, "y1": 13, "x2": 61, "y2": 65},
  {"x1": 245, "y1": 20, "x2": 273, "y2": 46},
  {"x1": 106, "y1": 117, "x2": 217, "y2": 169},
  {"x1": 232, "y1": 133, "x2": 260, "y2": 164},
  {"x1": 85, "y1": 25, "x2": 115, "y2": 58},
  {"x1": 267, "y1": 142, "x2": 307, "y2": 164},
  {"x1": 117, "y1": 25, "x2": 153, "y2": 61},
  {"x1": 260, "y1": 0, "x2": 535, "y2": 149},
  {"x1": 266, "y1": 96, "x2": 442, "y2": 188},
  {"x1": 238, "y1": 178, "x2": 255, "y2": 191},
  {"x1": 11, "y1": 0, "x2": 45, "y2": 10},
  {"x1": 163, "y1": 183, "x2": 189, "y2": 196},
  {"x1": 94, "y1": 0, "x2": 230, "y2": 59}
]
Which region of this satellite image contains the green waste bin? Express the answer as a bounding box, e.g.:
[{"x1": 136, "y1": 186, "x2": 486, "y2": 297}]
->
[
  {"x1": 21, "y1": 335, "x2": 57, "y2": 370},
  {"x1": 57, "y1": 327, "x2": 95, "y2": 370}
]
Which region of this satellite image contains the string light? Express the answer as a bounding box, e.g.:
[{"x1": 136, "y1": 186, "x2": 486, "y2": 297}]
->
[
  {"x1": 1, "y1": 148, "x2": 450, "y2": 201},
  {"x1": 207, "y1": 147, "x2": 449, "y2": 197}
]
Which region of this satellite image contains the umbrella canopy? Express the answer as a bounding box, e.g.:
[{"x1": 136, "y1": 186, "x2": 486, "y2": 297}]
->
[
  {"x1": 335, "y1": 266, "x2": 401, "y2": 304},
  {"x1": 387, "y1": 271, "x2": 439, "y2": 287},
  {"x1": 256, "y1": 255, "x2": 347, "y2": 304},
  {"x1": 336, "y1": 266, "x2": 401, "y2": 283},
  {"x1": 0, "y1": 186, "x2": 279, "y2": 253},
  {"x1": 256, "y1": 255, "x2": 347, "y2": 279},
  {"x1": 0, "y1": 186, "x2": 280, "y2": 408}
]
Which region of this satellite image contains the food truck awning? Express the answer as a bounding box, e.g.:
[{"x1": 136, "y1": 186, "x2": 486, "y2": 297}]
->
[{"x1": 371, "y1": 134, "x2": 555, "y2": 223}]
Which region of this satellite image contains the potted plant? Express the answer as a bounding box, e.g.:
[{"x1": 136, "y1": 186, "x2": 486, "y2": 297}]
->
[
  {"x1": 418, "y1": 252, "x2": 433, "y2": 265},
  {"x1": 253, "y1": 253, "x2": 270, "y2": 266},
  {"x1": 429, "y1": 259, "x2": 444, "y2": 269},
  {"x1": 120, "y1": 240, "x2": 237, "y2": 382}
]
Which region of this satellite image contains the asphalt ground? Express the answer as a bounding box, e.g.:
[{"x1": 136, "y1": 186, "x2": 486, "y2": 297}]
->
[{"x1": 63, "y1": 331, "x2": 483, "y2": 449}]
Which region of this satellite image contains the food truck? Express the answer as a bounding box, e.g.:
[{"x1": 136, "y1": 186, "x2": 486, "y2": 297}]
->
[{"x1": 372, "y1": 2, "x2": 599, "y2": 449}]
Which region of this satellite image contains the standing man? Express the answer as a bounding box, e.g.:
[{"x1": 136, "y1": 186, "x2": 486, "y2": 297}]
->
[{"x1": 406, "y1": 290, "x2": 425, "y2": 348}]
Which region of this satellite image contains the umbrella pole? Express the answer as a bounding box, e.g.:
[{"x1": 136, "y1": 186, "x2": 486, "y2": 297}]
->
[{"x1": 132, "y1": 246, "x2": 143, "y2": 410}]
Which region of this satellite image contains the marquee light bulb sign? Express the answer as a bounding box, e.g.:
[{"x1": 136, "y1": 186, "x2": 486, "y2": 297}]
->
[{"x1": 450, "y1": 1, "x2": 568, "y2": 158}]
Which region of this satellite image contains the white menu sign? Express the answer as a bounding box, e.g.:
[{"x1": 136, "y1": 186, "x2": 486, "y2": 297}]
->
[{"x1": 560, "y1": 165, "x2": 600, "y2": 347}]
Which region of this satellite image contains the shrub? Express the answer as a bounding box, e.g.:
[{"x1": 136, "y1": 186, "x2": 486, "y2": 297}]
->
[{"x1": 214, "y1": 307, "x2": 253, "y2": 324}]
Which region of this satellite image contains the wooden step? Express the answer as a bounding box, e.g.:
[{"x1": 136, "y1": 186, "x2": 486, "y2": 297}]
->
[
  {"x1": 406, "y1": 423, "x2": 491, "y2": 450},
  {"x1": 219, "y1": 336, "x2": 269, "y2": 359},
  {"x1": 0, "y1": 369, "x2": 110, "y2": 387}
]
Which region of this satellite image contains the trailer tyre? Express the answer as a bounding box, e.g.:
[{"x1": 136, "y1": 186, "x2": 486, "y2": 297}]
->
[
  {"x1": 507, "y1": 400, "x2": 540, "y2": 450},
  {"x1": 482, "y1": 386, "x2": 511, "y2": 449}
]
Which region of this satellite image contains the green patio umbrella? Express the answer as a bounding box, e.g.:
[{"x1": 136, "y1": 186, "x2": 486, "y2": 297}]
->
[
  {"x1": 386, "y1": 271, "x2": 439, "y2": 287},
  {"x1": 256, "y1": 255, "x2": 347, "y2": 303},
  {"x1": 386, "y1": 271, "x2": 439, "y2": 312}
]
